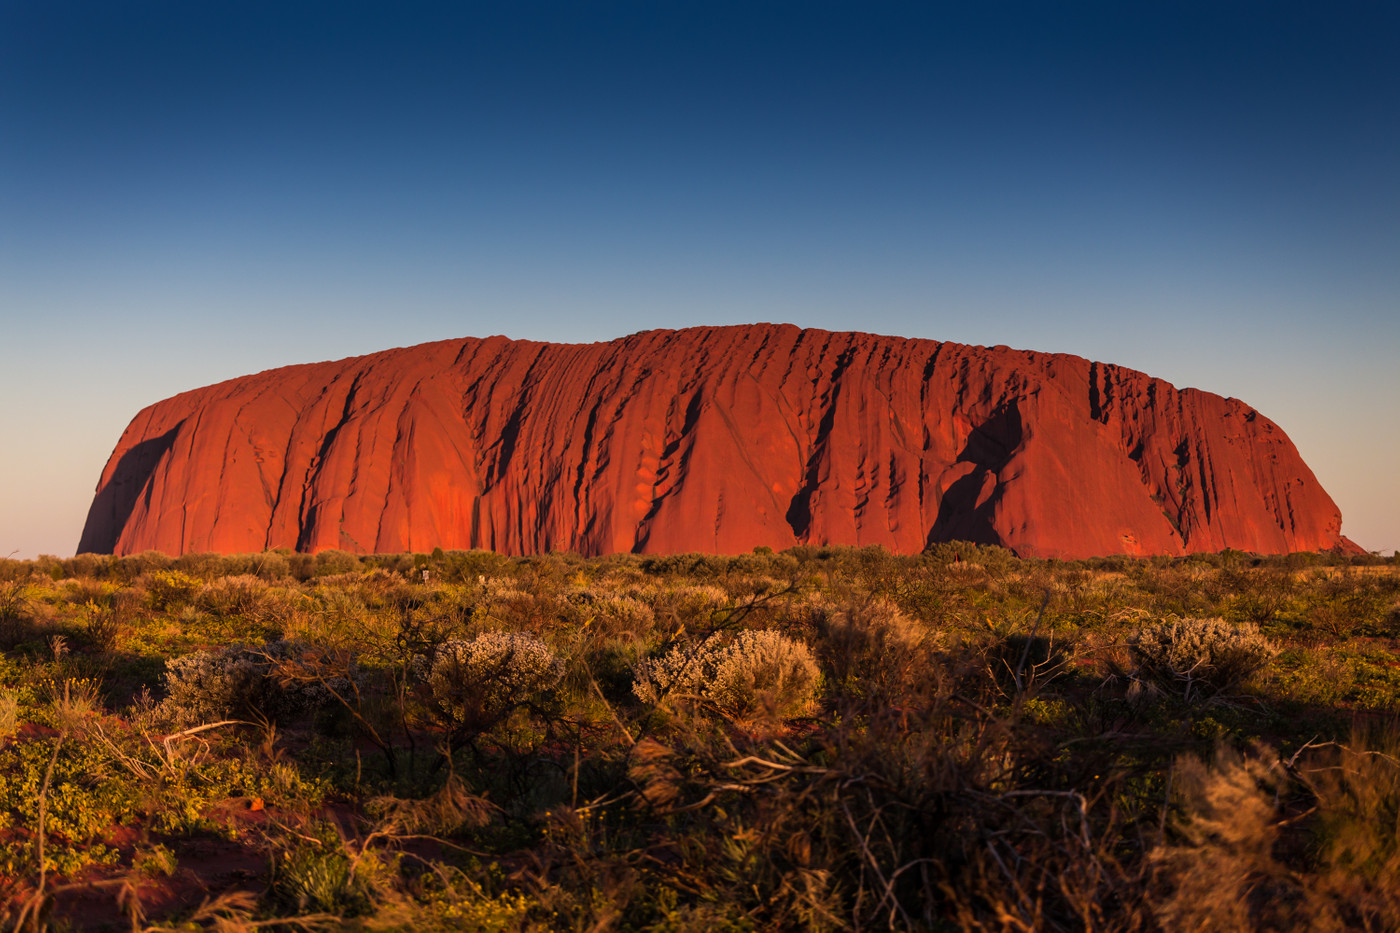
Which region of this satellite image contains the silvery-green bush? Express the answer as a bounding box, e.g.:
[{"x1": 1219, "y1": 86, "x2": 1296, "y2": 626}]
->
[
  {"x1": 162, "y1": 640, "x2": 350, "y2": 726},
  {"x1": 563, "y1": 587, "x2": 656, "y2": 635},
  {"x1": 1129, "y1": 616, "x2": 1276, "y2": 701},
  {"x1": 634, "y1": 629, "x2": 822, "y2": 719},
  {"x1": 423, "y1": 632, "x2": 563, "y2": 727}
]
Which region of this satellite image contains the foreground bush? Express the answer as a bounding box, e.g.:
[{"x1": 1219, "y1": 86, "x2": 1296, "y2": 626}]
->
[
  {"x1": 633, "y1": 629, "x2": 821, "y2": 720},
  {"x1": 421, "y1": 631, "x2": 563, "y2": 729},
  {"x1": 811, "y1": 598, "x2": 927, "y2": 699},
  {"x1": 162, "y1": 640, "x2": 350, "y2": 725},
  {"x1": 1129, "y1": 615, "x2": 1276, "y2": 701},
  {"x1": 141, "y1": 568, "x2": 201, "y2": 610},
  {"x1": 1153, "y1": 732, "x2": 1400, "y2": 930}
]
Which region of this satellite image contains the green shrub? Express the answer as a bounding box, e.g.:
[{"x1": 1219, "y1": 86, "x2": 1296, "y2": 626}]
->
[
  {"x1": 143, "y1": 568, "x2": 202, "y2": 610},
  {"x1": 1129, "y1": 616, "x2": 1276, "y2": 701},
  {"x1": 161, "y1": 640, "x2": 351, "y2": 726},
  {"x1": 1151, "y1": 733, "x2": 1400, "y2": 930},
  {"x1": 648, "y1": 583, "x2": 730, "y2": 630},
  {"x1": 113, "y1": 550, "x2": 173, "y2": 581},
  {"x1": 1298, "y1": 730, "x2": 1400, "y2": 925},
  {"x1": 0, "y1": 546, "x2": 1396, "y2": 928},
  {"x1": 422, "y1": 632, "x2": 563, "y2": 728},
  {"x1": 80, "y1": 599, "x2": 126, "y2": 654},
  {"x1": 0, "y1": 738, "x2": 136, "y2": 876},
  {"x1": 563, "y1": 587, "x2": 656, "y2": 636},
  {"x1": 812, "y1": 598, "x2": 926, "y2": 698},
  {"x1": 312, "y1": 549, "x2": 365, "y2": 577},
  {"x1": 170, "y1": 551, "x2": 226, "y2": 579},
  {"x1": 272, "y1": 834, "x2": 383, "y2": 915},
  {"x1": 194, "y1": 573, "x2": 280, "y2": 620},
  {"x1": 634, "y1": 629, "x2": 821, "y2": 720}
]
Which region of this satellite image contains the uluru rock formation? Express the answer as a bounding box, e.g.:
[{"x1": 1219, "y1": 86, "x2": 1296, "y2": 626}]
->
[{"x1": 80, "y1": 325, "x2": 1352, "y2": 559}]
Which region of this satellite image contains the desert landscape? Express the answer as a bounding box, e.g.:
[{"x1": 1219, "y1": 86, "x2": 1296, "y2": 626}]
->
[
  {"x1": 3, "y1": 2, "x2": 1397, "y2": 930},
  {"x1": 0, "y1": 323, "x2": 1395, "y2": 929},
  {"x1": 1, "y1": 543, "x2": 1398, "y2": 929}
]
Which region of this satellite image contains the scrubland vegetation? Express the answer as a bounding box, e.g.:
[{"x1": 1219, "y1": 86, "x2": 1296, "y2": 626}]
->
[{"x1": 0, "y1": 543, "x2": 1397, "y2": 931}]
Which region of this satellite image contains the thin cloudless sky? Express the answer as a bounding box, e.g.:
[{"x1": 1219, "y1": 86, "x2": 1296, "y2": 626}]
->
[{"x1": 2, "y1": 1, "x2": 1396, "y2": 557}]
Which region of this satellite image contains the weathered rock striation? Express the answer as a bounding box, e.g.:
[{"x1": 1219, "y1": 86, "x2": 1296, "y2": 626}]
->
[{"x1": 79, "y1": 324, "x2": 1352, "y2": 559}]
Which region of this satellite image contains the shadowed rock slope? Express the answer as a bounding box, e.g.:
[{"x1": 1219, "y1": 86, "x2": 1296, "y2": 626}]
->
[{"x1": 79, "y1": 325, "x2": 1352, "y2": 559}]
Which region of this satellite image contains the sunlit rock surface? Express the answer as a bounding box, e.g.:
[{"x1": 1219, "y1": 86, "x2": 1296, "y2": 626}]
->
[{"x1": 79, "y1": 324, "x2": 1353, "y2": 558}]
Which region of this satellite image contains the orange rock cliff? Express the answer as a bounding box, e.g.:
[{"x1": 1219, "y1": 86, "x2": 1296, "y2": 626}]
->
[{"x1": 78, "y1": 325, "x2": 1352, "y2": 559}]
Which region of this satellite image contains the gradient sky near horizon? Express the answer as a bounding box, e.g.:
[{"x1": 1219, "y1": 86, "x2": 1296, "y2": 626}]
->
[{"x1": 2, "y1": 1, "x2": 1397, "y2": 558}]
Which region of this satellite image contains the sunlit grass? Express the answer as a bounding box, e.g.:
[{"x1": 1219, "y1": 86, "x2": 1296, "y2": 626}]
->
[{"x1": 0, "y1": 545, "x2": 1394, "y2": 929}]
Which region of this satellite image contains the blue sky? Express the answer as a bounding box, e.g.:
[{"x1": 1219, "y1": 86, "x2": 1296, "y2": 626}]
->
[{"x1": 2, "y1": 1, "x2": 1397, "y2": 556}]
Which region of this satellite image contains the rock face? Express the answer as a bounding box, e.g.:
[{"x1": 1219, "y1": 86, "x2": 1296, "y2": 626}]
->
[{"x1": 79, "y1": 325, "x2": 1351, "y2": 559}]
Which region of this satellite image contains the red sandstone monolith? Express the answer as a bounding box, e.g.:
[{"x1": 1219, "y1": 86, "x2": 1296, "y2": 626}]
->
[{"x1": 78, "y1": 325, "x2": 1352, "y2": 559}]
